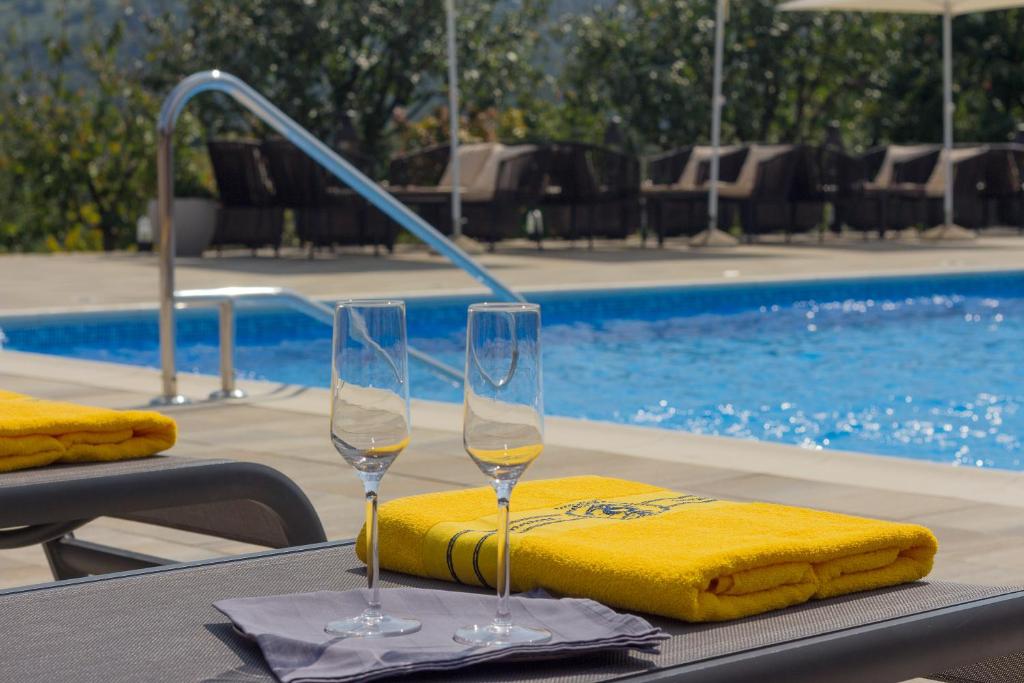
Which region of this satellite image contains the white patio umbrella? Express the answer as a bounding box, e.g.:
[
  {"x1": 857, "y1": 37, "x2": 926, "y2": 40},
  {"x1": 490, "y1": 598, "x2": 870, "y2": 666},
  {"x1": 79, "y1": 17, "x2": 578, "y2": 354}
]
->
[
  {"x1": 440, "y1": 0, "x2": 488, "y2": 254},
  {"x1": 694, "y1": 0, "x2": 741, "y2": 247},
  {"x1": 778, "y1": 0, "x2": 1024, "y2": 240},
  {"x1": 444, "y1": 0, "x2": 463, "y2": 239}
]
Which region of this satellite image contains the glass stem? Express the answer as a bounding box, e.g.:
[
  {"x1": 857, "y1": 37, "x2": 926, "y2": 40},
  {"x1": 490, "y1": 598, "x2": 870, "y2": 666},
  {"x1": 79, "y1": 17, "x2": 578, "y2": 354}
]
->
[
  {"x1": 493, "y1": 479, "x2": 514, "y2": 629},
  {"x1": 363, "y1": 475, "x2": 382, "y2": 617}
]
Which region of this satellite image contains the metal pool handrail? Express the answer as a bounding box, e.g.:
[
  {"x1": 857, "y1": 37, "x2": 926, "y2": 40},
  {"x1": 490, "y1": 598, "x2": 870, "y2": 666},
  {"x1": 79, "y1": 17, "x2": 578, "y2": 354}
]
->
[
  {"x1": 155, "y1": 70, "x2": 523, "y2": 404},
  {"x1": 174, "y1": 287, "x2": 463, "y2": 400}
]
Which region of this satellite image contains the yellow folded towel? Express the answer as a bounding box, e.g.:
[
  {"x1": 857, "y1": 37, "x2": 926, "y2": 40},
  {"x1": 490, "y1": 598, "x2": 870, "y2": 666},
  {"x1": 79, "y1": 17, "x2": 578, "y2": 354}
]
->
[
  {"x1": 0, "y1": 390, "x2": 177, "y2": 473},
  {"x1": 360, "y1": 475, "x2": 937, "y2": 622}
]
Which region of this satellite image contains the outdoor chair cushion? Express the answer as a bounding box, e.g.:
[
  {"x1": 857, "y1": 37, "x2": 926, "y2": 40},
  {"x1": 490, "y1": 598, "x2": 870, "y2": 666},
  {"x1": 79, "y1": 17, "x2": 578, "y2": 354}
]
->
[
  {"x1": 674, "y1": 145, "x2": 743, "y2": 191},
  {"x1": 412, "y1": 143, "x2": 540, "y2": 203},
  {"x1": 437, "y1": 142, "x2": 506, "y2": 202},
  {"x1": 923, "y1": 147, "x2": 988, "y2": 197},
  {"x1": 716, "y1": 145, "x2": 790, "y2": 199},
  {"x1": 863, "y1": 145, "x2": 938, "y2": 190},
  {"x1": 642, "y1": 147, "x2": 737, "y2": 194},
  {"x1": 438, "y1": 143, "x2": 498, "y2": 188}
]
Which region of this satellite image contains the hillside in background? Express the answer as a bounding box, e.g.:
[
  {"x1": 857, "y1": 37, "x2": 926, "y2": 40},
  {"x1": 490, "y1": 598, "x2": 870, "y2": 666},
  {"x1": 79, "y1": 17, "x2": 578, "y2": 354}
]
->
[
  {"x1": 2, "y1": 0, "x2": 176, "y2": 77},
  {"x1": 1, "y1": 0, "x2": 604, "y2": 74},
  {"x1": 1, "y1": 0, "x2": 176, "y2": 47}
]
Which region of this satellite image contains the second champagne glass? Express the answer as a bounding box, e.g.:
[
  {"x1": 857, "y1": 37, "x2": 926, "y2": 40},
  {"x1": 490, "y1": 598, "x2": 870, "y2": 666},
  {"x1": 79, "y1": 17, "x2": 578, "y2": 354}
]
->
[
  {"x1": 454, "y1": 302, "x2": 551, "y2": 647},
  {"x1": 327, "y1": 300, "x2": 420, "y2": 638}
]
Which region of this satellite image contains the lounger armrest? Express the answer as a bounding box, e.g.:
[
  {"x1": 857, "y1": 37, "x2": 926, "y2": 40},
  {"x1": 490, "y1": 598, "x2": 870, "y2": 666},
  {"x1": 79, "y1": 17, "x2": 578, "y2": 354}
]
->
[{"x1": 0, "y1": 457, "x2": 326, "y2": 549}]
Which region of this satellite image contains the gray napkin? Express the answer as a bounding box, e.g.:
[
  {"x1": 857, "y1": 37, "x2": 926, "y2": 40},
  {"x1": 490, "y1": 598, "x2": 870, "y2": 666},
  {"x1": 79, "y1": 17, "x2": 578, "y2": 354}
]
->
[{"x1": 214, "y1": 588, "x2": 666, "y2": 683}]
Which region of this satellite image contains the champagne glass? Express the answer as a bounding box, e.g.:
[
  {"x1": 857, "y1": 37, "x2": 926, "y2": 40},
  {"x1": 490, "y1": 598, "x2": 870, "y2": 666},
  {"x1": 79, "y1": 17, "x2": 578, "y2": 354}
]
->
[
  {"x1": 454, "y1": 302, "x2": 551, "y2": 647},
  {"x1": 327, "y1": 300, "x2": 420, "y2": 638}
]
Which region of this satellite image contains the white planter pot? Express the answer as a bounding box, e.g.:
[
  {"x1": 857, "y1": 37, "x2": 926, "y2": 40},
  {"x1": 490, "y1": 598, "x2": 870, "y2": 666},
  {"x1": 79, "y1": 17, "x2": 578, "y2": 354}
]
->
[{"x1": 146, "y1": 198, "x2": 217, "y2": 257}]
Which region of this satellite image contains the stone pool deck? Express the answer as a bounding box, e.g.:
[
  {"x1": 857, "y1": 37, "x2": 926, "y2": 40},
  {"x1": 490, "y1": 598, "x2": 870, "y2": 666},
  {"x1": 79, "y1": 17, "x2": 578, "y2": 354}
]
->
[
  {"x1": 4, "y1": 232, "x2": 1024, "y2": 312},
  {"x1": 3, "y1": 236, "x2": 1024, "y2": 682}
]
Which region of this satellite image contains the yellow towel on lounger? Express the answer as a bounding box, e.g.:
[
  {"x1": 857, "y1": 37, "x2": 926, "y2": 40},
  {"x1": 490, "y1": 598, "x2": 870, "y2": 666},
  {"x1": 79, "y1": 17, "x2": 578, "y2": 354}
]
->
[
  {"x1": 0, "y1": 390, "x2": 177, "y2": 473},
  {"x1": 359, "y1": 475, "x2": 938, "y2": 622}
]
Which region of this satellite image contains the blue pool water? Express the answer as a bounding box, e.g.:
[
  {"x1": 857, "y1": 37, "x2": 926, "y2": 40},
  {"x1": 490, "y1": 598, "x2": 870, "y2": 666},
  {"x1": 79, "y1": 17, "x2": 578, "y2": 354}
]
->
[{"x1": 3, "y1": 271, "x2": 1024, "y2": 470}]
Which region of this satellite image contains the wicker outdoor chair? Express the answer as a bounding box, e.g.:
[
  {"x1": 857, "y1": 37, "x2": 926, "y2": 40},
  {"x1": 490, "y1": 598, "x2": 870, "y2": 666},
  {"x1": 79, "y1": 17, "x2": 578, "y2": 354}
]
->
[
  {"x1": 642, "y1": 145, "x2": 747, "y2": 245},
  {"x1": 837, "y1": 145, "x2": 940, "y2": 238},
  {"x1": 388, "y1": 143, "x2": 451, "y2": 187},
  {"x1": 645, "y1": 146, "x2": 694, "y2": 186},
  {"x1": 715, "y1": 144, "x2": 825, "y2": 241},
  {"x1": 575, "y1": 143, "x2": 642, "y2": 245},
  {"x1": 0, "y1": 455, "x2": 326, "y2": 581},
  {"x1": 853, "y1": 145, "x2": 992, "y2": 232},
  {"x1": 535, "y1": 142, "x2": 640, "y2": 247},
  {"x1": 461, "y1": 145, "x2": 550, "y2": 248},
  {"x1": 533, "y1": 143, "x2": 579, "y2": 241},
  {"x1": 387, "y1": 143, "x2": 549, "y2": 249},
  {"x1": 206, "y1": 140, "x2": 285, "y2": 255},
  {"x1": 983, "y1": 144, "x2": 1024, "y2": 231},
  {"x1": 384, "y1": 143, "x2": 454, "y2": 239},
  {"x1": 818, "y1": 147, "x2": 858, "y2": 236},
  {"x1": 261, "y1": 138, "x2": 396, "y2": 255},
  {"x1": 916, "y1": 147, "x2": 993, "y2": 229}
]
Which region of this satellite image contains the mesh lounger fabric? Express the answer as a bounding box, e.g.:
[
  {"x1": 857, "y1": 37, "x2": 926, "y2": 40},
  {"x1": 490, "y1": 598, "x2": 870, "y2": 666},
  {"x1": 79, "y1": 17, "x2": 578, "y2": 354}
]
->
[
  {"x1": 0, "y1": 542, "x2": 1019, "y2": 683},
  {"x1": 932, "y1": 653, "x2": 1024, "y2": 683}
]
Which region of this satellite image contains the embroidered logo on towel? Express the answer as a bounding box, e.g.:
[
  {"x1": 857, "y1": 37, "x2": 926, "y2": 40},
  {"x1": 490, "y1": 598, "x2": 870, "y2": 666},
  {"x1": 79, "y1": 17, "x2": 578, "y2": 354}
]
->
[
  {"x1": 432, "y1": 493, "x2": 717, "y2": 587},
  {"x1": 558, "y1": 495, "x2": 716, "y2": 521}
]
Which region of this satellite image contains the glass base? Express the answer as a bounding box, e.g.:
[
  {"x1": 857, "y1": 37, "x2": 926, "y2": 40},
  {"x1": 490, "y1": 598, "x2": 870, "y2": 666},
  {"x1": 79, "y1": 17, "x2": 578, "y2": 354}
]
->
[
  {"x1": 453, "y1": 621, "x2": 552, "y2": 647},
  {"x1": 325, "y1": 609, "x2": 421, "y2": 638}
]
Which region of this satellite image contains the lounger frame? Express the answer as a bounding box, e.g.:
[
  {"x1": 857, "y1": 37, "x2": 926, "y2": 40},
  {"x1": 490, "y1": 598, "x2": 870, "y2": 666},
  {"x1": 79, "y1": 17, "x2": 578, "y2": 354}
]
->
[{"x1": 0, "y1": 456, "x2": 326, "y2": 580}]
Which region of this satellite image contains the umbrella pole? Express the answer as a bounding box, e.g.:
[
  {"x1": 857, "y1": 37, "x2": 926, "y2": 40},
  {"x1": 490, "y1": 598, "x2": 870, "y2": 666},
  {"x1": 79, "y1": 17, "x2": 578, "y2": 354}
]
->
[
  {"x1": 942, "y1": 4, "x2": 954, "y2": 229},
  {"x1": 923, "y1": 3, "x2": 975, "y2": 240},
  {"x1": 691, "y1": 0, "x2": 738, "y2": 247},
  {"x1": 445, "y1": 0, "x2": 463, "y2": 241}
]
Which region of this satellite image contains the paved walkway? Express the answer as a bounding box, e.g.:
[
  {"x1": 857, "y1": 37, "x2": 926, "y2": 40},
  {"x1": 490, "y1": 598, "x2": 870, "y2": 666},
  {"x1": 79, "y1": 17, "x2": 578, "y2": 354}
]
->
[{"x1": 3, "y1": 233, "x2": 1024, "y2": 312}]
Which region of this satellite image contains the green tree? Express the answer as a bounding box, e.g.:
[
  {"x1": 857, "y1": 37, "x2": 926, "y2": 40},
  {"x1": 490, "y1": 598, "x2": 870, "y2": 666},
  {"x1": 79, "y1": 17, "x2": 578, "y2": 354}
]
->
[
  {"x1": 145, "y1": 0, "x2": 550, "y2": 166},
  {"x1": 945, "y1": 11, "x2": 1024, "y2": 142},
  {"x1": 556, "y1": 1, "x2": 1024, "y2": 152},
  {"x1": 557, "y1": 1, "x2": 903, "y2": 150}
]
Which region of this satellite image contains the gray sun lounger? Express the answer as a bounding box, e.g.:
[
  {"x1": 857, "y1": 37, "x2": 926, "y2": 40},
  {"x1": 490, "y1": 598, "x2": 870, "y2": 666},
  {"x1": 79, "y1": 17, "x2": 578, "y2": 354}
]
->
[
  {"x1": 0, "y1": 541, "x2": 1020, "y2": 682},
  {"x1": 0, "y1": 455, "x2": 326, "y2": 580}
]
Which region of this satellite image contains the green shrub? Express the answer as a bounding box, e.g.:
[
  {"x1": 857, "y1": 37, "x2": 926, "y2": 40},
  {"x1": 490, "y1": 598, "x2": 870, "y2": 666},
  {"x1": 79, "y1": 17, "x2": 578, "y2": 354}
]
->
[{"x1": 0, "y1": 8, "x2": 211, "y2": 252}]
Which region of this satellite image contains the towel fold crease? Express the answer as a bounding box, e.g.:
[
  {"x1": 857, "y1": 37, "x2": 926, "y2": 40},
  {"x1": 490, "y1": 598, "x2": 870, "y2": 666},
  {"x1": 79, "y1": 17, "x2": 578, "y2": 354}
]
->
[{"x1": 0, "y1": 390, "x2": 176, "y2": 472}]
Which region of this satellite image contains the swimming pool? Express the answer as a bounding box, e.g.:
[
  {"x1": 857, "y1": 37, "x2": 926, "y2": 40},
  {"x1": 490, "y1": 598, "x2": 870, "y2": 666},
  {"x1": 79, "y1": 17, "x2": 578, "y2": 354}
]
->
[{"x1": 2, "y1": 271, "x2": 1023, "y2": 470}]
